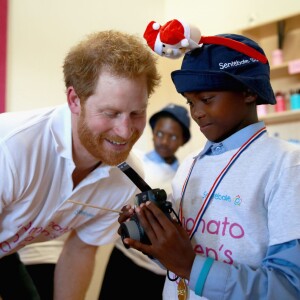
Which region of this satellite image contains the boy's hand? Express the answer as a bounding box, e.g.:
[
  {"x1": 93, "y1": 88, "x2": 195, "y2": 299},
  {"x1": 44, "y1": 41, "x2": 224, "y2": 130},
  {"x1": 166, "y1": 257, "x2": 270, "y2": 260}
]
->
[
  {"x1": 123, "y1": 201, "x2": 195, "y2": 280},
  {"x1": 118, "y1": 205, "x2": 135, "y2": 223}
]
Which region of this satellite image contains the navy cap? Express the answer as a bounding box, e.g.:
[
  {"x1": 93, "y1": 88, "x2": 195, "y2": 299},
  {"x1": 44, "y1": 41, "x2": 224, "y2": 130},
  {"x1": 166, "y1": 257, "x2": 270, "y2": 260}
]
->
[
  {"x1": 149, "y1": 103, "x2": 191, "y2": 144},
  {"x1": 171, "y1": 34, "x2": 276, "y2": 105}
]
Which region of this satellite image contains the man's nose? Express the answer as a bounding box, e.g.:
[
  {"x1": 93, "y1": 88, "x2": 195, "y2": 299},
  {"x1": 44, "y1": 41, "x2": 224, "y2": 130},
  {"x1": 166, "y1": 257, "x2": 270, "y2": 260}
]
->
[{"x1": 114, "y1": 117, "x2": 133, "y2": 139}]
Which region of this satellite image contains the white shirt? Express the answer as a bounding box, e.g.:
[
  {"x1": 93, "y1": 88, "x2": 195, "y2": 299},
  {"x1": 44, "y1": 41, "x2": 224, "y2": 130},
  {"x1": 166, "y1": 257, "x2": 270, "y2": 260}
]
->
[
  {"x1": 0, "y1": 104, "x2": 142, "y2": 257},
  {"x1": 18, "y1": 235, "x2": 67, "y2": 265}
]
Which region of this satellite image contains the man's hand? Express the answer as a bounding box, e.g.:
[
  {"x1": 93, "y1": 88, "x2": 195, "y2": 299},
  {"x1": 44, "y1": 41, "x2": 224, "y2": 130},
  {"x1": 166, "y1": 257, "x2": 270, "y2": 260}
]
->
[{"x1": 123, "y1": 201, "x2": 195, "y2": 280}]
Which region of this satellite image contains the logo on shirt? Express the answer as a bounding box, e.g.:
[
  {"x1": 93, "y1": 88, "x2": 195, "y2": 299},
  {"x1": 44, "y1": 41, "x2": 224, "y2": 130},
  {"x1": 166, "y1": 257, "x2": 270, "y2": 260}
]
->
[
  {"x1": 202, "y1": 191, "x2": 242, "y2": 206},
  {"x1": 75, "y1": 209, "x2": 95, "y2": 218}
]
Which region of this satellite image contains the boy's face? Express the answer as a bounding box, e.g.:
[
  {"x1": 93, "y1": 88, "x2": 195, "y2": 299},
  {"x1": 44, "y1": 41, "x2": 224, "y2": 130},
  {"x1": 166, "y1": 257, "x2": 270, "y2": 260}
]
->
[{"x1": 184, "y1": 90, "x2": 255, "y2": 142}]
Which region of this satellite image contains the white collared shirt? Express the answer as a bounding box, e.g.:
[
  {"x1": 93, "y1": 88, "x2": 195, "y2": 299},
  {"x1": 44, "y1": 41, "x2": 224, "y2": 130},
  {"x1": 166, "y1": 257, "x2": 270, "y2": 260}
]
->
[{"x1": 0, "y1": 104, "x2": 142, "y2": 257}]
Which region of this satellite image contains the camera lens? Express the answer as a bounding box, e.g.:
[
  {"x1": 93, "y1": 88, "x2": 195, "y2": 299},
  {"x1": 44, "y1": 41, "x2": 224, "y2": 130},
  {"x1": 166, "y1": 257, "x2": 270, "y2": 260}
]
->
[
  {"x1": 119, "y1": 220, "x2": 142, "y2": 248},
  {"x1": 118, "y1": 188, "x2": 171, "y2": 250}
]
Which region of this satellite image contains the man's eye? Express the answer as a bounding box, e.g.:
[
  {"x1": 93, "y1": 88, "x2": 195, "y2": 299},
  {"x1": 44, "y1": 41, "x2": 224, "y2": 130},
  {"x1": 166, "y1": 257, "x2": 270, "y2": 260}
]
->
[
  {"x1": 103, "y1": 111, "x2": 119, "y2": 118},
  {"x1": 132, "y1": 110, "x2": 146, "y2": 118}
]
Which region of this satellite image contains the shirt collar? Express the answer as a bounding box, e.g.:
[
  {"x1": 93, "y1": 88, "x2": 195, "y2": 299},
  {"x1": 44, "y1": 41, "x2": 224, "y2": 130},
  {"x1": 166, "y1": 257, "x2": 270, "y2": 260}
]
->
[
  {"x1": 50, "y1": 104, "x2": 114, "y2": 178},
  {"x1": 145, "y1": 150, "x2": 179, "y2": 171},
  {"x1": 198, "y1": 121, "x2": 266, "y2": 157},
  {"x1": 50, "y1": 104, "x2": 72, "y2": 159}
]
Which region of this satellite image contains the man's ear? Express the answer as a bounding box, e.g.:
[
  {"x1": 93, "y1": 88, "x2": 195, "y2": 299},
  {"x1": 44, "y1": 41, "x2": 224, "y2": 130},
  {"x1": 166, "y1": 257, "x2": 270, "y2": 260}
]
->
[
  {"x1": 67, "y1": 86, "x2": 81, "y2": 114},
  {"x1": 244, "y1": 89, "x2": 258, "y2": 104}
]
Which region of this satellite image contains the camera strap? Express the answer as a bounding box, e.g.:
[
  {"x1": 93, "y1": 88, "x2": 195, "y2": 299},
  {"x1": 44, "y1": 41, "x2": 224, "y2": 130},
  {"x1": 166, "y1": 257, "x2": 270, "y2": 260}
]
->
[{"x1": 117, "y1": 161, "x2": 151, "y2": 192}]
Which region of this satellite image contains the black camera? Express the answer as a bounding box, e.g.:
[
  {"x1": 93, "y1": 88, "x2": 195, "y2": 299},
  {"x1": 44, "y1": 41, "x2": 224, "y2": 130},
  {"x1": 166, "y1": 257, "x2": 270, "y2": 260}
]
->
[{"x1": 119, "y1": 188, "x2": 173, "y2": 248}]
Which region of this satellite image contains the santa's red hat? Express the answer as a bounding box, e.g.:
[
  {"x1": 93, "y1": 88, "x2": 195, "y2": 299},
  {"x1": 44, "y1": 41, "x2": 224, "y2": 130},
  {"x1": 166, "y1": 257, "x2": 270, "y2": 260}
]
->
[
  {"x1": 160, "y1": 19, "x2": 191, "y2": 47},
  {"x1": 143, "y1": 21, "x2": 161, "y2": 51}
]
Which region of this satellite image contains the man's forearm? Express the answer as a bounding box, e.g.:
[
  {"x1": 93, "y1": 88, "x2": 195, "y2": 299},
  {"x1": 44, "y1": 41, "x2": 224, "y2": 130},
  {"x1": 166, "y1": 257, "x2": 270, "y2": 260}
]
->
[{"x1": 54, "y1": 232, "x2": 98, "y2": 300}]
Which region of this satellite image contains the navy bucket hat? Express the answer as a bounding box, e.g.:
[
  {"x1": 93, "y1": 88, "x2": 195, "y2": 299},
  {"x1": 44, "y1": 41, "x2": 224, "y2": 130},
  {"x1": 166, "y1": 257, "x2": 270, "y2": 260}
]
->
[
  {"x1": 149, "y1": 103, "x2": 191, "y2": 144},
  {"x1": 171, "y1": 34, "x2": 276, "y2": 105}
]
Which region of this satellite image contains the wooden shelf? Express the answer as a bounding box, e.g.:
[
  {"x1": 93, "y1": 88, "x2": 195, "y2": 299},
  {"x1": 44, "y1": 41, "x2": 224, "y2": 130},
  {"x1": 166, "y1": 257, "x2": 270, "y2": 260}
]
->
[
  {"x1": 240, "y1": 12, "x2": 300, "y2": 40},
  {"x1": 259, "y1": 110, "x2": 300, "y2": 125},
  {"x1": 239, "y1": 12, "x2": 300, "y2": 68},
  {"x1": 270, "y1": 61, "x2": 300, "y2": 79},
  {"x1": 270, "y1": 62, "x2": 289, "y2": 78},
  {"x1": 238, "y1": 12, "x2": 300, "y2": 126}
]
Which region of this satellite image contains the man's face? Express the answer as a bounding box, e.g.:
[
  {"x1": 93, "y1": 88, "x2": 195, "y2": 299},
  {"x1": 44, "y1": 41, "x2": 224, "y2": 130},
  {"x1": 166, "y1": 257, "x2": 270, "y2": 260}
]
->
[
  {"x1": 153, "y1": 117, "x2": 185, "y2": 161},
  {"x1": 184, "y1": 90, "x2": 252, "y2": 142},
  {"x1": 77, "y1": 71, "x2": 148, "y2": 165}
]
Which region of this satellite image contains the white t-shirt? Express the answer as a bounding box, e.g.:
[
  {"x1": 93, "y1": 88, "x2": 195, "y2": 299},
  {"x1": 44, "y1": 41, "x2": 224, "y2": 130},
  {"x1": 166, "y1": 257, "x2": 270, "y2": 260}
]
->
[
  {"x1": 163, "y1": 133, "x2": 300, "y2": 299},
  {"x1": 0, "y1": 104, "x2": 142, "y2": 258}
]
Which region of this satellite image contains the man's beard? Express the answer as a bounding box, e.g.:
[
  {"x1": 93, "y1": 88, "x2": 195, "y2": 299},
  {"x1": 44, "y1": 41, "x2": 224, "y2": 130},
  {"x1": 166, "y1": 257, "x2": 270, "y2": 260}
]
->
[{"x1": 77, "y1": 116, "x2": 141, "y2": 166}]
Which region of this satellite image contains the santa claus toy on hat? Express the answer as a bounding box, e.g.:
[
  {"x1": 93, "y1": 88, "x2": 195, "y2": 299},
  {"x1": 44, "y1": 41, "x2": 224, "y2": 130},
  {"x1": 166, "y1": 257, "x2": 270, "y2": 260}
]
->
[
  {"x1": 143, "y1": 19, "x2": 201, "y2": 59},
  {"x1": 143, "y1": 19, "x2": 267, "y2": 63}
]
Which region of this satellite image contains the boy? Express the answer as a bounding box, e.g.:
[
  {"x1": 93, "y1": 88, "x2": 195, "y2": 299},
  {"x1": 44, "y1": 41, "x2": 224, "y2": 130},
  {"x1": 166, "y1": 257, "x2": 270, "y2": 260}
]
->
[{"x1": 120, "y1": 34, "x2": 300, "y2": 299}]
